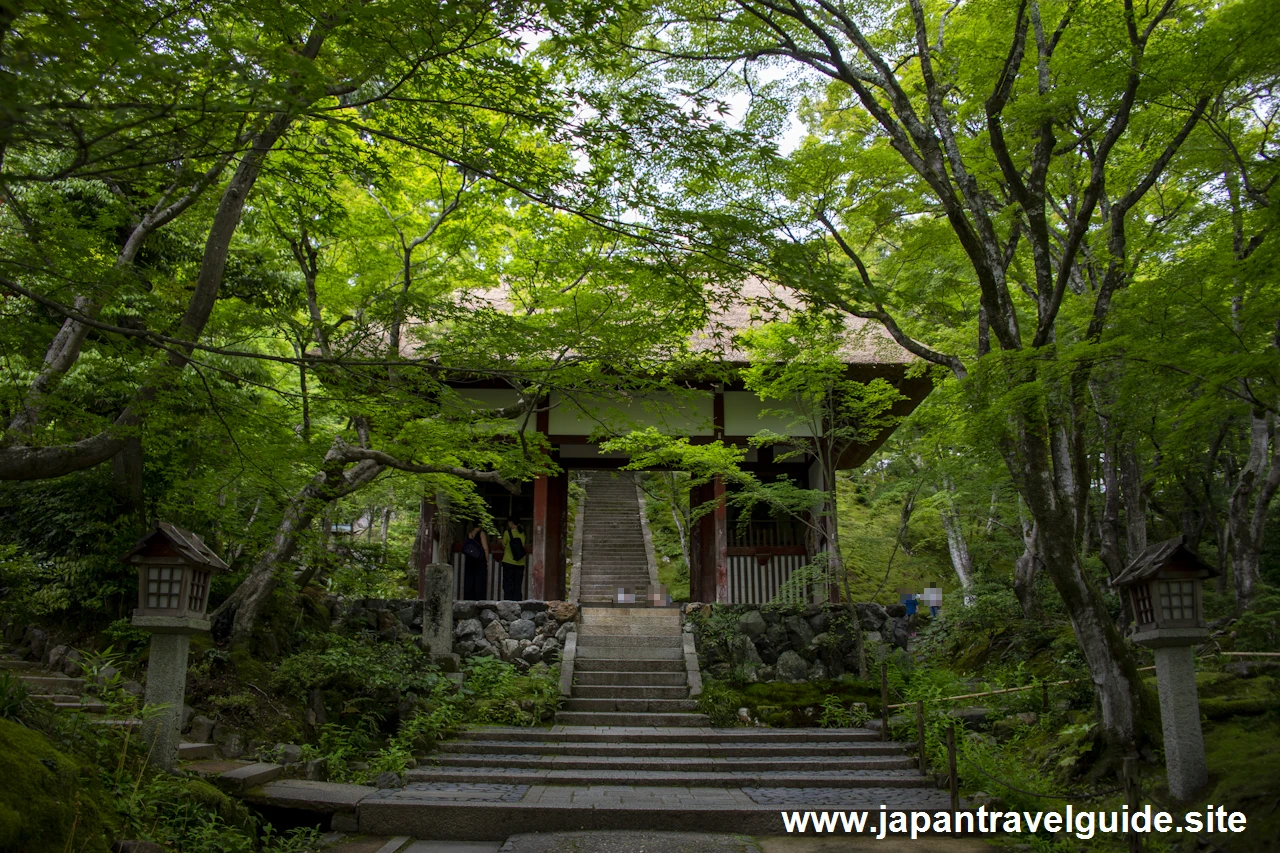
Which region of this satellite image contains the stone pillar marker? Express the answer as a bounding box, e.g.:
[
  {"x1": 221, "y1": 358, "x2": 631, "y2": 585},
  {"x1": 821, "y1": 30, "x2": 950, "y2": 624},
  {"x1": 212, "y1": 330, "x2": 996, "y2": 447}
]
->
[
  {"x1": 421, "y1": 562, "x2": 454, "y2": 659},
  {"x1": 133, "y1": 615, "x2": 206, "y2": 769},
  {"x1": 1138, "y1": 629, "x2": 1209, "y2": 800}
]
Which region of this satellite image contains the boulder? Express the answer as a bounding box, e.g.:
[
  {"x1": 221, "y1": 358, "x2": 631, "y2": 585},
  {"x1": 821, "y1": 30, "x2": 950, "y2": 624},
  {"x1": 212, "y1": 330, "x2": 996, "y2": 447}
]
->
[
  {"x1": 434, "y1": 653, "x2": 462, "y2": 673},
  {"x1": 303, "y1": 758, "x2": 326, "y2": 781},
  {"x1": 735, "y1": 640, "x2": 763, "y2": 667},
  {"x1": 44, "y1": 643, "x2": 69, "y2": 672},
  {"x1": 508, "y1": 619, "x2": 537, "y2": 641},
  {"x1": 555, "y1": 621, "x2": 576, "y2": 643},
  {"x1": 479, "y1": 608, "x2": 499, "y2": 626},
  {"x1": 807, "y1": 611, "x2": 830, "y2": 634},
  {"x1": 532, "y1": 611, "x2": 549, "y2": 626},
  {"x1": 212, "y1": 725, "x2": 245, "y2": 759},
  {"x1": 484, "y1": 620, "x2": 509, "y2": 645},
  {"x1": 454, "y1": 618, "x2": 483, "y2": 640},
  {"x1": 541, "y1": 638, "x2": 561, "y2": 659},
  {"x1": 738, "y1": 610, "x2": 768, "y2": 639},
  {"x1": 521, "y1": 644, "x2": 542, "y2": 664},
  {"x1": 764, "y1": 623, "x2": 788, "y2": 650},
  {"x1": 453, "y1": 602, "x2": 480, "y2": 621},
  {"x1": 947, "y1": 707, "x2": 992, "y2": 728},
  {"x1": 496, "y1": 601, "x2": 522, "y2": 621},
  {"x1": 277, "y1": 743, "x2": 304, "y2": 765},
  {"x1": 809, "y1": 660, "x2": 828, "y2": 681},
  {"x1": 188, "y1": 715, "x2": 215, "y2": 742},
  {"x1": 25, "y1": 627, "x2": 48, "y2": 660},
  {"x1": 775, "y1": 650, "x2": 809, "y2": 683},
  {"x1": 62, "y1": 650, "x2": 83, "y2": 677},
  {"x1": 375, "y1": 771, "x2": 403, "y2": 790},
  {"x1": 455, "y1": 641, "x2": 476, "y2": 657},
  {"x1": 757, "y1": 665, "x2": 776, "y2": 682},
  {"x1": 472, "y1": 640, "x2": 497, "y2": 658},
  {"x1": 857, "y1": 602, "x2": 889, "y2": 630},
  {"x1": 500, "y1": 638, "x2": 521, "y2": 661},
  {"x1": 784, "y1": 615, "x2": 814, "y2": 649},
  {"x1": 547, "y1": 600, "x2": 577, "y2": 622},
  {"x1": 885, "y1": 603, "x2": 906, "y2": 618}
]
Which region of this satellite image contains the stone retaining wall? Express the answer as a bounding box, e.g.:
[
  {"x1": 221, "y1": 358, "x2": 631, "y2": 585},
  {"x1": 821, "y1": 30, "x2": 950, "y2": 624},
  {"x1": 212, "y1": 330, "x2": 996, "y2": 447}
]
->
[
  {"x1": 338, "y1": 598, "x2": 578, "y2": 671},
  {"x1": 685, "y1": 601, "x2": 914, "y2": 683}
]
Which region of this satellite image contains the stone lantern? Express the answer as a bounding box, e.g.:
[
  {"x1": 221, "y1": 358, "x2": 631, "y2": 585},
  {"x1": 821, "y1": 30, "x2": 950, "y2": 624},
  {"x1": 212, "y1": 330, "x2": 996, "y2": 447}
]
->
[
  {"x1": 1112, "y1": 535, "x2": 1217, "y2": 801},
  {"x1": 122, "y1": 521, "x2": 228, "y2": 769}
]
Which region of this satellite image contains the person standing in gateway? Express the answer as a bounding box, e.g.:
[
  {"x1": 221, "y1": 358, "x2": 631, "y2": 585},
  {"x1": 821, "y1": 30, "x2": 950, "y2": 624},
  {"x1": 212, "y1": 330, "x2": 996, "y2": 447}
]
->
[{"x1": 500, "y1": 516, "x2": 527, "y2": 600}]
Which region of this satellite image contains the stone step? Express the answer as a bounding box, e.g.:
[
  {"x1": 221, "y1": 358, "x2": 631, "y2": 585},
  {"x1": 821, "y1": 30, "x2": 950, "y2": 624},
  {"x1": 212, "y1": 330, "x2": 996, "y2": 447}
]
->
[
  {"x1": 316, "y1": 780, "x2": 960, "y2": 839},
  {"x1": 430, "y1": 753, "x2": 915, "y2": 773},
  {"x1": 441, "y1": 740, "x2": 899, "y2": 758},
  {"x1": 20, "y1": 675, "x2": 85, "y2": 694},
  {"x1": 573, "y1": 657, "x2": 685, "y2": 673},
  {"x1": 0, "y1": 660, "x2": 41, "y2": 671},
  {"x1": 574, "y1": 634, "x2": 681, "y2": 647},
  {"x1": 34, "y1": 696, "x2": 108, "y2": 713},
  {"x1": 452, "y1": 727, "x2": 885, "y2": 745},
  {"x1": 218, "y1": 761, "x2": 284, "y2": 794},
  {"x1": 554, "y1": 711, "x2": 711, "y2": 727},
  {"x1": 573, "y1": 670, "x2": 688, "y2": 687},
  {"x1": 580, "y1": 605, "x2": 679, "y2": 617},
  {"x1": 571, "y1": 684, "x2": 690, "y2": 700},
  {"x1": 578, "y1": 626, "x2": 681, "y2": 639},
  {"x1": 403, "y1": 766, "x2": 930, "y2": 788},
  {"x1": 574, "y1": 646, "x2": 682, "y2": 661},
  {"x1": 178, "y1": 742, "x2": 218, "y2": 760},
  {"x1": 563, "y1": 697, "x2": 699, "y2": 713}
]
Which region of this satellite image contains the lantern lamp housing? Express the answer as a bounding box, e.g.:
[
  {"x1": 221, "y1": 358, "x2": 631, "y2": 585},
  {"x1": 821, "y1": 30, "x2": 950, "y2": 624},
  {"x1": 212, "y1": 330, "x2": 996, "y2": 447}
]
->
[
  {"x1": 122, "y1": 522, "x2": 229, "y2": 621},
  {"x1": 1112, "y1": 536, "x2": 1217, "y2": 636}
]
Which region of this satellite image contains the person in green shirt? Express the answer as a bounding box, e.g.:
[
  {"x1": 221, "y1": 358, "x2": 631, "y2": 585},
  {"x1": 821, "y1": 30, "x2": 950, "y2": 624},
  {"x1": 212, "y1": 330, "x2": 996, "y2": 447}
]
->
[{"x1": 500, "y1": 516, "x2": 527, "y2": 601}]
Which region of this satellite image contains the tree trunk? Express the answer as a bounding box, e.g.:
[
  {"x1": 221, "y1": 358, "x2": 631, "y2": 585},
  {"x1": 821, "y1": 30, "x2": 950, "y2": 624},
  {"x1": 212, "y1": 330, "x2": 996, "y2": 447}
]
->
[
  {"x1": 212, "y1": 439, "x2": 383, "y2": 641},
  {"x1": 939, "y1": 476, "x2": 974, "y2": 592},
  {"x1": 1008, "y1": 409, "x2": 1150, "y2": 750},
  {"x1": 1227, "y1": 409, "x2": 1280, "y2": 611}
]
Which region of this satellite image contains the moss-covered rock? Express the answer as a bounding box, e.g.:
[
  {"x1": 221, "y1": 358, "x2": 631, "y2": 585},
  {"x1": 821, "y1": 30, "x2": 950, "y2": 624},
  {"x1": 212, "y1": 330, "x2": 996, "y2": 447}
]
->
[{"x1": 0, "y1": 718, "x2": 112, "y2": 853}]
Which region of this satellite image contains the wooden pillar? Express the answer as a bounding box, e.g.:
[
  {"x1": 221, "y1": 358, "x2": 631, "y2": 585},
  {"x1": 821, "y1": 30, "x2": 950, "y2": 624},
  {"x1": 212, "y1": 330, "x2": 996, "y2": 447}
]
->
[
  {"x1": 530, "y1": 474, "x2": 549, "y2": 600},
  {"x1": 546, "y1": 470, "x2": 568, "y2": 600},
  {"x1": 714, "y1": 474, "x2": 728, "y2": 603},
  {"x1": 413, "y1": 493, "x2": 436, "y2": 600}
]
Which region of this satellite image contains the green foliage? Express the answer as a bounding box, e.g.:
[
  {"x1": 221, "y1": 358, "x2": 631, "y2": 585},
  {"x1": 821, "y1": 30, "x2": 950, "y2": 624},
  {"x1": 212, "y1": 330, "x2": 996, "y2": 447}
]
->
[
  {"x1": 272, "y1": 633, "x2": 443, "y2": 703},
  {"x1": 0, "y1": 673, "x2": 31, "y2": 724},
  {"x1": 695, "y1": 680, "x2": 744, "y2": 727},
  {"x1": 461, "y1": 657, "x2": 560, "y2": 727},
  {"x1": 818, "y1": 694, "x2": 869, "y2": 728},
  {"x1": 1233, "y1": 585, "x2": 1280, "y2": 651}
]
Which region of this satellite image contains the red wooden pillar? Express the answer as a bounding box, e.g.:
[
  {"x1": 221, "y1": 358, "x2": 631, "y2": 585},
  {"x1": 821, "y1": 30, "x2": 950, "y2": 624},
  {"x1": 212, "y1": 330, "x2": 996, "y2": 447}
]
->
[
  {"x1": 544, "y1": 470, "x2": 568, "y2": 600},
  {"x1": 713, "y1": 474, "x2": 729, "y2": 603},
  {"x1": 530, "y1": 474, "x2": 549, "y2": 600}
]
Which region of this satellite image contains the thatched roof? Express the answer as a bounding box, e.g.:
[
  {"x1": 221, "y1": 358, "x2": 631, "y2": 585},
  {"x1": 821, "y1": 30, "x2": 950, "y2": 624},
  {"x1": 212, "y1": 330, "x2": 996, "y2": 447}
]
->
[{"x1": 427, "y1": 278, "x2": 914, "y2": 366}]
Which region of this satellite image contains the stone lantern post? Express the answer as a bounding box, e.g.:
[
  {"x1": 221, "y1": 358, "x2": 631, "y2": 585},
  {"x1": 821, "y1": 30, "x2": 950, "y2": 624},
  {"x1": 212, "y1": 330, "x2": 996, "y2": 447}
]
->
[
  {"x1": 122, "y1": 521, "x2": 228, "y2": 769},
  {"x1": 1112, "y1": 535, "x2": 1217, "y2": 801}
]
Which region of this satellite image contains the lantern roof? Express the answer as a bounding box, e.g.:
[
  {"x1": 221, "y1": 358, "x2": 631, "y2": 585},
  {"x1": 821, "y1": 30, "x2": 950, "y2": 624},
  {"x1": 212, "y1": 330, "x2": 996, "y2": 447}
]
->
[
  {"x1": 122, "y1": 521, "x2": 229, "y2": 572},
  {"x1": 1111, "y1": 535, "x2": 1216, "y2": 589}
]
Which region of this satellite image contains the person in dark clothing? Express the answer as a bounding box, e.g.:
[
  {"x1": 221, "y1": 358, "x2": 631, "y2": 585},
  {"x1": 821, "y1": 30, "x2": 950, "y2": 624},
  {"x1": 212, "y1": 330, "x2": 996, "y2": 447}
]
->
[
  {"x1": 500, "y1": 516, "x2": 527, "y2": 600},
  {"x1": 461, "y1": 524, "x2": 490, "y2": 600}
]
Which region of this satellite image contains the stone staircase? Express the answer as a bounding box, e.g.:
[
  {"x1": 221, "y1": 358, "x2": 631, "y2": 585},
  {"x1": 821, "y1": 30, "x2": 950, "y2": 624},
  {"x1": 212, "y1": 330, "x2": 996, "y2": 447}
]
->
[
  {"x1": 576, "y1": 473, "x2": 653, "y2": 604},
  {"x1": 1, "y1": 646, "x2": 216, "y2": 759},
  {"x1": 558, "y1": 605, "x2": 705, "y2": 726},
  {"x1": 1, "y1": 648, "x2": 109, "y2": 714}
]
